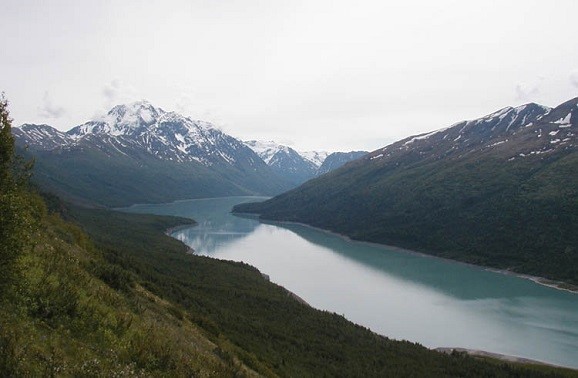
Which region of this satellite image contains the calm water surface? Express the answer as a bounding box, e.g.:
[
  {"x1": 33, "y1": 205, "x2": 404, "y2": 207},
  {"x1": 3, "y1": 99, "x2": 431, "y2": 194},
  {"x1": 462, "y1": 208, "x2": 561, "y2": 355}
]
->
[{"x1": 124, "y1": 196, "x2": 578, "y2": 368}]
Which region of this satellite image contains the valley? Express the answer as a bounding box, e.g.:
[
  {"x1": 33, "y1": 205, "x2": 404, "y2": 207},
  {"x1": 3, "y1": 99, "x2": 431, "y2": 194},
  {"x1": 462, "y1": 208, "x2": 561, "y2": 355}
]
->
[
  {"x1": 5, "y1": 3, "x2": 578, "y2": 376},
  {"x1": 4, "y1": 96, "x2": 578, "y2": 376}
]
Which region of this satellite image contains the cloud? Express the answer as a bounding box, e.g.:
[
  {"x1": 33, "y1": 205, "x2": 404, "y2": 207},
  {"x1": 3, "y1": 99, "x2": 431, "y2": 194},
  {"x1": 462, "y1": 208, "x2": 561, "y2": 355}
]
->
[
  {"x1": 174, "y1": 92, "x2": 227, "y2": 129},
  {"x1": 515, "y1": 82, "x2": 540, "y2": 102},
  {"x1": 101, "y1": 79, "x2": 138, "y2": 105},
  {"x1": 570, "y1": 70, "x2": 578, "y2": 88},
  {"x1": 175, "y1": 93, "x2": 194, "y2": 115},
  {"x1": 94, "y1": 79, "x2": 140, "y2": 117},
  {"x1": 37, "y1": 92, "x2": 65, "y2": 118},
  {"x1": 102, "y1": 79, "x2": 121, "y2": 101}
]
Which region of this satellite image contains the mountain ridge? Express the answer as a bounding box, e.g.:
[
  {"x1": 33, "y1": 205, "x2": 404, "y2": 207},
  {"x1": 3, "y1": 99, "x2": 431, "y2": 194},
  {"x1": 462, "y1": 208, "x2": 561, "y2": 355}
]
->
[{"x1": 245, "y1": 139, "x2": 368, "y2": 185}]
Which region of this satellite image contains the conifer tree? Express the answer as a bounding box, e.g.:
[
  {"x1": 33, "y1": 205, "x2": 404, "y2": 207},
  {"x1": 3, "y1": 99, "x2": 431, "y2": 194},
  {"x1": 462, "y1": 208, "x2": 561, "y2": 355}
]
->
[
  {"x1": 0, "y1": 94, "x2": 14, "y2": 189},
  {"x1": 0, "y1": 95, "x2": 37, "y2": 297}
]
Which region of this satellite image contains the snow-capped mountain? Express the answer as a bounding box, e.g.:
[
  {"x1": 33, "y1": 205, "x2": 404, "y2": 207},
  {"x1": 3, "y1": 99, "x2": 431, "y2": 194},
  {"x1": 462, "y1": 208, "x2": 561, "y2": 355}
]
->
[
  {"x1": 55, "y1": 100, "x2": 258, "y2": 166},
  {"x1": 244, "y1": 140, "x2": 319, "y2": 185},
  {"x1": 244, "y1": 140, "x2": 366, "y2": 184},
  {"x1": 365, "y1": 101, "x2": 573, "y2": 163},
  {"x1": 13, "y1": 101, "x2": 292, "y2": 206},
  {"x1": 244, "y1": 140, "x2": 290, "y2": 165},
  {"x1": 300, "y1": 150, "x2": 330, "y2": 168},
  {"x1": 14, "y1": 124, "x2": 74, "y2": 150},
  {"x1": 244, "y1": 140, "x2": 329, "y2": 168}
]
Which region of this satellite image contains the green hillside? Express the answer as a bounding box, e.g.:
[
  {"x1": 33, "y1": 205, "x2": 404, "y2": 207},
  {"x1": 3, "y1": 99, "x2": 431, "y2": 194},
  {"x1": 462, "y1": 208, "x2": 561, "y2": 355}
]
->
[{"x1": 17, "y1": 143, "x2": 290, "y2": 207}]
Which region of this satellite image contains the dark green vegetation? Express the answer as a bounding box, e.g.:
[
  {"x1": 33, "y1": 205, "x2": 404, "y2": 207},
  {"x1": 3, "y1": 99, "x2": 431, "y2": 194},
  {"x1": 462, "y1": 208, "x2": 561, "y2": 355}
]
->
[
  {"x1": 3, "y1": 98, "x2": 574, "y2": 376},
  {"x1": 234, "y1": 98, "x2": 578, "y2": 286},
  {"x1": 16, "y1": 138, "x2": 290, "y2": 207}
]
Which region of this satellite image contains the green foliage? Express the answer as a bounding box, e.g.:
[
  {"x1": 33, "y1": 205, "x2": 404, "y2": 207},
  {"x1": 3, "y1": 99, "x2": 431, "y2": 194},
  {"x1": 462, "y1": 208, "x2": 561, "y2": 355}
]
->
[
  {"x1": 0, "y1": 205, "x2": 250, "y2": 376},
  {"x1": 0, "y1": 96, "x2": 40, "y2": 298}
]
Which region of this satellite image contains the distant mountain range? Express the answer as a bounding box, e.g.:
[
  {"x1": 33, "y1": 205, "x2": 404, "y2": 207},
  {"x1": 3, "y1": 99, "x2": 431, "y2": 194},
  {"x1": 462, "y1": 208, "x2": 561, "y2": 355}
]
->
[
  {"x1": 14, "y1": 101, "x2": 294, "y2": 206},
  {"x1": 244, "y1": 140, "x2": 367, "y2": 185},
  {"x1": 234, "y1": 97, "x2": 578, "y2": 285},
  {"x1": 13, "y1": 101, "x2": 367, "y2": 206}
]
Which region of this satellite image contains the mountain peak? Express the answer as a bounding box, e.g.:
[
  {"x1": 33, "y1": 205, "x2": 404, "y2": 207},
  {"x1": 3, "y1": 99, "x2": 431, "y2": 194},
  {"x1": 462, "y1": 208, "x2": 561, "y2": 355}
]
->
[
  {"x1": 67, "y1": 101, "x2": 165, "y2": 138},
  {"x1": 104, "y1": 100, "x2": 164, "y2": 127}
]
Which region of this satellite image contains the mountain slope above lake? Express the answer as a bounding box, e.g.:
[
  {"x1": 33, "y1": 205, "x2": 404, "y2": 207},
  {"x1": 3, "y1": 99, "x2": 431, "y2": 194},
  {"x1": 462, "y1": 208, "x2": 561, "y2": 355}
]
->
[{"x1": 234, "y1": 97, "x2": 578, "y2": 285}]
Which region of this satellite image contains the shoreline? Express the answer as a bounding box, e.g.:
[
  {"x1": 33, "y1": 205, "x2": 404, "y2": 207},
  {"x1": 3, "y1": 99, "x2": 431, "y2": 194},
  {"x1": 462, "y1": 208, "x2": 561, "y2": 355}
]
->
[
  {"x1": 435, "y1": 347, "x2": 575, "y2": 370},
  {"x1": 237, "y1": 214, "x2": 578, "y2": 294},
  {"x1": 165, "y1": 224, "x2": 196, "y2": 254},
  {"x1": 164, "y1": 223, "x2": 197, "y2": 236},
  {"x1": 165, "y1": 223, "x2": 311, "y2": 306}
]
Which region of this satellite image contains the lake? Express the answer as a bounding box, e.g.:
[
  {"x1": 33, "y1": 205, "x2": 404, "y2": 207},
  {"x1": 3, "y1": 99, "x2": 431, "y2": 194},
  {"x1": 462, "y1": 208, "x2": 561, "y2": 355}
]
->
[{"x1": 124, "y1": 196, "x2": 578, "y2": 369}]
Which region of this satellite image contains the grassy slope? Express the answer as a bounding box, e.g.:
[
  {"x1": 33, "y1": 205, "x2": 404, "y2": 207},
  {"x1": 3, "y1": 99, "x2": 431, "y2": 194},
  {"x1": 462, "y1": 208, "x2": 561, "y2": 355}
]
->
[
  {"x1": 234, "y1": 149, "x2": 578, "y2": 285},
  {"x1": 1, "y1": 205, "x2": 249, "y2": 376}
]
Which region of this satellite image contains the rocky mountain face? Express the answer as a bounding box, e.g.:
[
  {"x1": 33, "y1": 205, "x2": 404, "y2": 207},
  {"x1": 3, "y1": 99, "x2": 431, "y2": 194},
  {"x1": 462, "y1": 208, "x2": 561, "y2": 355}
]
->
[
  {"x1": 13, "y1": 101, "x2": 292, "y2": 206},
  {"x1": 244, "y1": 140, "x2": 367, "y2": 185},
  {"x1": 19, "y1": 101, "x2": 266, "y2": 167},
  {"x1": 234, "y1": 97, "x2": 578, "y2": 285}
]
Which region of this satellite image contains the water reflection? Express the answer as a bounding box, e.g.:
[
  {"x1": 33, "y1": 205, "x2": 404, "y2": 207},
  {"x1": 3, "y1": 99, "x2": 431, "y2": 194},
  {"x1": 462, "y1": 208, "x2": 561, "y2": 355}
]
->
[{"x1": 269, "y1": 220, "x2": 559, "y2": 301}]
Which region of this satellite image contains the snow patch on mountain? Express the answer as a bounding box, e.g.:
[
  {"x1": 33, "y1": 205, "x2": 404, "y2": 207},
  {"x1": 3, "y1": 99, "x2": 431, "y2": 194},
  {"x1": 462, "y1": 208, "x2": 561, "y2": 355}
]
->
[
  {"x1": 245, "y1": 140, "x2": 329, "y2": 168},
  {"x1": 369, "y1": 101, "x2": 576, "y2": 163},
  {"x1": 244, "y1": 140, "x2": 289, "y2": 164},
  {"x1": 300, "y1": 150, "x2": 329, "y2": 167},
  {"x1": 554, "y1": 113, "x2": 572, "y2": 126}
]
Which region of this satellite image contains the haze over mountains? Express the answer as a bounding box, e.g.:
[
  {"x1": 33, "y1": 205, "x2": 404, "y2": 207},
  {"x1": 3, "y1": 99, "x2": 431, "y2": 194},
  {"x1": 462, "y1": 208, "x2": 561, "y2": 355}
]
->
[
  {"x1": 13, "y1": 101, "x2": 365, "y2": 206},
  {"x1": 234, "y1": 97, "x2": 578, "y2": 285}
]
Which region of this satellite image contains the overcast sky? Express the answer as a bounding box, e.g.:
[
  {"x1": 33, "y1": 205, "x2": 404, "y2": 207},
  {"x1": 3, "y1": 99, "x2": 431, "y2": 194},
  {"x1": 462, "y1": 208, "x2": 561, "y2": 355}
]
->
[{"x1": 2, "y1": 0, "x2": 578, "y2": 151}]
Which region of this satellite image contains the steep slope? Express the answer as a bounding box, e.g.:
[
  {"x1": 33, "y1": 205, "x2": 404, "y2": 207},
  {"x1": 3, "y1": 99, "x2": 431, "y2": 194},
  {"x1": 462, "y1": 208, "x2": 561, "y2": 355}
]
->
[
  {"x1": 317, "y1": 150, "x2": 368, "y2": 175},
  {"x1": 234, "y1": 98, "x2": 578, "y2": 285},
  {"x1": 13, "y1": 102, "x2": 292, "y2": 206},
  {"x1": 1, "y1": 205, "x2": 251, "y2": 376}
]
